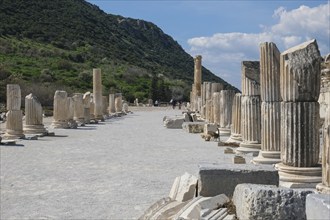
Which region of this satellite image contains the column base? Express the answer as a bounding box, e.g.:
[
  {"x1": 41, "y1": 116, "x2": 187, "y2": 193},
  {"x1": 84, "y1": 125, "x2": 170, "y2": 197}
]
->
[
  {"x1": 219, "y1": 128, "x2": 231, "y2": 136},
  {"x1": 3, "y1": 130, "x2": 25, "y2": 140},
  {"x1": 236, "y1": 142, "x2": 261, "y2": 156},
  {"x1": 225, "y1": 133, "x2": 242, "y2": 146},
  {"x1": 51, "y1": 120, "x2": 69, "y2": 129},
  {"x1": 23, "y1": 124, "x2": 48, "y2": 135},
  {"x1": 252, "y1": 151, "x2": 281, "y2": 165},
  {"x1": 74, "y1": 118, "x2": 85, "y2": 126},
  {"x1": 95, "y1": 115, "x2": 105, "y2": 122},
  {"x1": 275, "y1": 163, "x2": 322, "y2": 188},
  {"x1": 316, "y1": 183, "x2": 330, "y2": 194}
]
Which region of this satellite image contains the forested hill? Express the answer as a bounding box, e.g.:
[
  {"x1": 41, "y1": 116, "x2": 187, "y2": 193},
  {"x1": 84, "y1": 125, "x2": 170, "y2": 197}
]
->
[{"x1": 0, "y1": 0, "x2": 238, "y2": 105}]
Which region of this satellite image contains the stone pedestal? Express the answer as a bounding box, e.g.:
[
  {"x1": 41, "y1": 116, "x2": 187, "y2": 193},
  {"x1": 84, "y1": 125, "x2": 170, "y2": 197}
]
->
[
  {"x1": 109, "y1": 93, "x2": 115, "y2": 114},
  {"x1": 115, "y1": 93, "x2": 123, "y2": 113},
  {"x1": 236, "y1": 95, "x2": 261, "y2": 155},
  {"x1": 219, "y1": 90, "x2": 235, "y2": 135},
  {"x1": 51, "y1": 90, "x2": 69, "y2": 129},
  {"x1": 23, "y1": 93, "x2": 47, "y2": 135},
  {"x1": 226, "y1": 93, "x2": 242, "y2": 145},
  {"x1": 93, "y1": 68, "x2": 103, "y2": 121},
  {"x1": 317, "y1": 105, "x2": 330, "y2": 193},
  {"x1": 73, "y1": 93, "x2": 85, "y2": 125},
  {"x1": 277, "y1": 39, "x2": 322, "y2": 188},
  {"x1": 83, "y1": 92, "x2": 91, "y2": 124},
  {"x1": 3, "y1": 84, "x2": 25, "y2": 139}
]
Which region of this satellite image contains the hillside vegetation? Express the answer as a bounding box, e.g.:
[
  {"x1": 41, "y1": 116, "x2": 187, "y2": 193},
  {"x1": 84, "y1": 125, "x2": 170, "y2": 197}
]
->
[{"x1": 0, "y1": 0, "x2": 238, "y2": 106}]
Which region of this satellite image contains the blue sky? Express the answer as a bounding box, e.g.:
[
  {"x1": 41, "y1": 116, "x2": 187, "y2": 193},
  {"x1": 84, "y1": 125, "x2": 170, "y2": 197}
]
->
[{"x1": 86, "y1": 0, "x2": 330, "y2": 89}]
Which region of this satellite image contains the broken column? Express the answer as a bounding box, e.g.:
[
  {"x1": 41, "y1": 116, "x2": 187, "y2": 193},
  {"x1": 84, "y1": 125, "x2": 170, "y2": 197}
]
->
[
  {"x1": 226, "y1": 93, "x2": 242, "y2": 145},
  {"x1": 236, "y1": 61, "x2": 261, "y2": 156},
  {"x1": 89, "y1": 94, "x2": 96, "y2": 122},
  {"x1": 3, "y1": 84, "x2": 25, "y2": 139},
  {"x1": 276, "y1": 39, "x2": 322, "y2": 188},
  {"x1": 253, "y1": 42, "x2": 282, "y2": 164},
  {"x1": 102, "y1": 95, "x2": 108, "y2": 116},
  {"x1": 219, "y1": 90, "x2": 235, "y2": 135},
  {"x1": 73, "y1": 93, "x2": 85, "y2": 126},
  {"x1": 67, "y1": 96, "x2": 77, "y2": 128},
  {"x1": 115, "y1": 93, "x2": 123, "y2": 113},
  {"x1": 83, "y1": 92, "x2": 91, "y2": 124},
  {"x1": 51, "y1": 90, "x2": 69, "y2": 129},
  {"x1": 109, "y1": 93, "x2": 115, "y2": 114},
  {"x1": 23, "y1": 93, "x2": 47, "y2": 135},
  {"x1": 93, "y1": 68, "x2": 103, "y2": 121}
]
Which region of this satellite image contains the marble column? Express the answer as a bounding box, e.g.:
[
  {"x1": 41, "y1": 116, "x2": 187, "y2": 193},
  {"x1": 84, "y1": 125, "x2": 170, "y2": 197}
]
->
[
  {"x1": 205, "y1": 100, "x2": 213, "y2": 123},
  {"x1": 89, "y1": 94, "x2": 95, "y2": 121},
  {"x1": 275, "y1": 39, "x2": 322, "y2": 188},
  {"x1": 225, "y1": 93, "x2": 242, "y2": 145},
  {"x1": 236, "y1": 61, "x2": 261, "y2": 155},
  {"x1": 83, "y1": 92, "x2": 91, "y2": 124},
  {"x1": 219, "y1": 90, "x2": 235, "y2": 135},
  {"x1": 194, "y1": 55, "x2": 202, "y2": 97},
  {"x1": 109, "y1": 93, "x2": 115, "y2": 114},
  {"x1": 3, "y1": 84, "x2": 25, "y2": 139},
  {"x1": 253, "y1": 42, "x2": 282, "y2": 164},
  {"x1": 51, "y1": 90, "x2": 69, "y2": 129},
  {"x1": 212, "y1": 92, "x2": 220, "y2": 126},
  {"x1": 211, "y1": 83, "x2": 223, "y2": 95},
  {"x1": 317, "y1": 103, "x2": 330, "y2": 193},
  {"x1": 115, "y1": 93, "x2": 123, "y2": 113},
  {"x1": 102, "y1": 95, "x2": 108, "y2": 116},
  {"x1": 23, "y1": 93, "x2": 47, "y2": 134},
  {"x1": 93, "y1": 68, "x2": 103, "y2": 121},
  {"x1": 73, "y1": 93, "x2": 85, "y2": 126},
  {"x1": 67, "y1": 97, "x2": 77, "y2": 128}
]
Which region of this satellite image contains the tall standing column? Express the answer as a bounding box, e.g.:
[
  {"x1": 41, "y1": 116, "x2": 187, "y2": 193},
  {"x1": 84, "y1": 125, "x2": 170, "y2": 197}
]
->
[
  {"x1": 253, "y1": 42, "x2": 282, "y2": 164},
  {"x1": 3, "y1": 84, "x2": 25, "y2": 139},
  {"x1": 275, "y1": 39, "x2": 322, "y2": 188},
  {"x1": 225, "y1": 93, "x2": 242, "y2": 145},
  {"x1": 109, "y1": 93, "x2": 115, "y2": 114},
  {"x1": 194, "y1": 55, "x2": 202, "y2": 97},
  {"x1": 23, "y1": 93, "x2": 47, "y2": 134},
  {"x1": 236, "y1": 61, "x2": 261, "y2": 156},
  {"x1": 212, "y1": 92, "x2": 220, "y2": 125},
  {"x1": 51, "y1": 90, "x2": 69, "y2": 129},
  {"x1": 93, "y1": 68, "x2": 103, "y2": 121},
  {"x1": 219, "y1": 90, "x2": 235, "y2": 135}
]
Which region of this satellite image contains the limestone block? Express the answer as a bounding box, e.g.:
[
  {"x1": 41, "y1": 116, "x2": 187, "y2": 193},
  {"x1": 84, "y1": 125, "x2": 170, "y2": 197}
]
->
[
  {"x1": 241, "y1": 61, "x2": 260, "y2": 96},
  {"x1": 201, "y1": 208, "x2": 235, "y2": 220},
  {"x1": 173, "y1": 194, "x2": 229, "y2": 220},
  {"x1": 169, "y1": 172, "x2": 198, "y2": 202},
  {"x1": 233, "y1": 184, "x2": 315, "y2": 220},
  {"x1": 164, "y1": 117, "x2": 185, "y2": 129},
  {"x1": 183, "y1": 113, "x2": 192, "y2": 122},
  {"x1": 182, "y1": 122, "x2": 205, "y2": 133},
  {"x1": 224, "y1": 148, "x2": 234, "y2": 154},
  {"x1": 198, "y1": 163, "x2": 278, "y2": 197},
  {"x1": 260, "y1": 42, "x2": 281, "y2": 102},
  {"x1": 280, "y1": 39, "x2": 321, "y2": 102},
  {"x1": 6, "y1": 84, "x2": 21, "y2": 111},
  {"x1": 281, "y1": 102, "x2": 320, "y2": 167},
  {"x1": 306, "y1": 194, "x2": 330, "y2": 220},
  {"x1": 232, "y1": 155, "x2": 246, "y2": 164},
  {"x1": 204, "y1": 123, "x2": 218, "y2": 136},
  {"x1": 138, "y1": 197, "x2": 188, "y2": 220}
]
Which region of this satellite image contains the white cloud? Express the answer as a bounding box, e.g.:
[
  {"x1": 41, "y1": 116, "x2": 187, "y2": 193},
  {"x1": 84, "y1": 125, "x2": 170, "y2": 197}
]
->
[{"x1": 187, "y1": 3, "x2": 330, "y2": 90}]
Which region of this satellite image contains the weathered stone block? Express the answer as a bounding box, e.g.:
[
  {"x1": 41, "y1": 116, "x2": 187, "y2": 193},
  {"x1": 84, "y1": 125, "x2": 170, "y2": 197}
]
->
[
  {"x1": 198, "y1": 163, "x2": 278, "y2": 197},
  {"x1": 164, "y1": 117, "x2": 185, "y2": 129},
  {"x1": 306, "y1": 194, "x2": 330, "y2": 220},
  {"x1": 233, "y1": 184, "x2": 315, "y2": 220},
  {"x1": 169, "y1": 172, "x2": 198, "y2": 202},
  {"x1": 182, "y1": 122, "x2": 205, "y2": 133}
]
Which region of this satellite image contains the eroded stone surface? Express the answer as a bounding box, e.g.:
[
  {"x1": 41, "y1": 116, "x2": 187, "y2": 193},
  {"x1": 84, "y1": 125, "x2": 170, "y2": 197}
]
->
[{"x1": 169, "y1": 172, "x2": 198, "y2": 202}]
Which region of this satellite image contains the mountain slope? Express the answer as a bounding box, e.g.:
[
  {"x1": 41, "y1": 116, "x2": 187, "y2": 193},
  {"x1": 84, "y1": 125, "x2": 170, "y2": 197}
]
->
[{"x1": 0, "y1": 0, "x2": 238, "y2": 105}]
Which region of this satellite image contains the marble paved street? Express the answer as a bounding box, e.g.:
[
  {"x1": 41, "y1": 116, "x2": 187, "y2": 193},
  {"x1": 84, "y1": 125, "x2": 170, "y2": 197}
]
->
[{"x1": 1, "y1": 108, "x2": 233, "y2": 219}]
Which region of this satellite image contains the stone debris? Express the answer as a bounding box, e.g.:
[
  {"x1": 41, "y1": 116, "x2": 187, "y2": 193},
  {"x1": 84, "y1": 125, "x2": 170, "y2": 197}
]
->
[
  {"x1": 306, "y1": 194, "x2": 330, "y2": 220},
  {"x1": 182, "y1": 122, "x2": 205, "y2": 133},
  {"x1": 164, "y1": 116, "x2": 185, "y2": 129},
  {"x1": 169, "y1": 172, "x2": 198, "y2": 202},
  {"x1": 224, "y1": 148, "x2": 234, "y2": 154},
  {"x1": 233, "y1": 184, "x2": 315, "y2": 220},
  {"x1": 173, "y1": 194, "x2": 230, "y2": 219},
  {"x1": 232, "y1": 155, "x2": 245, "y2": 164}
]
